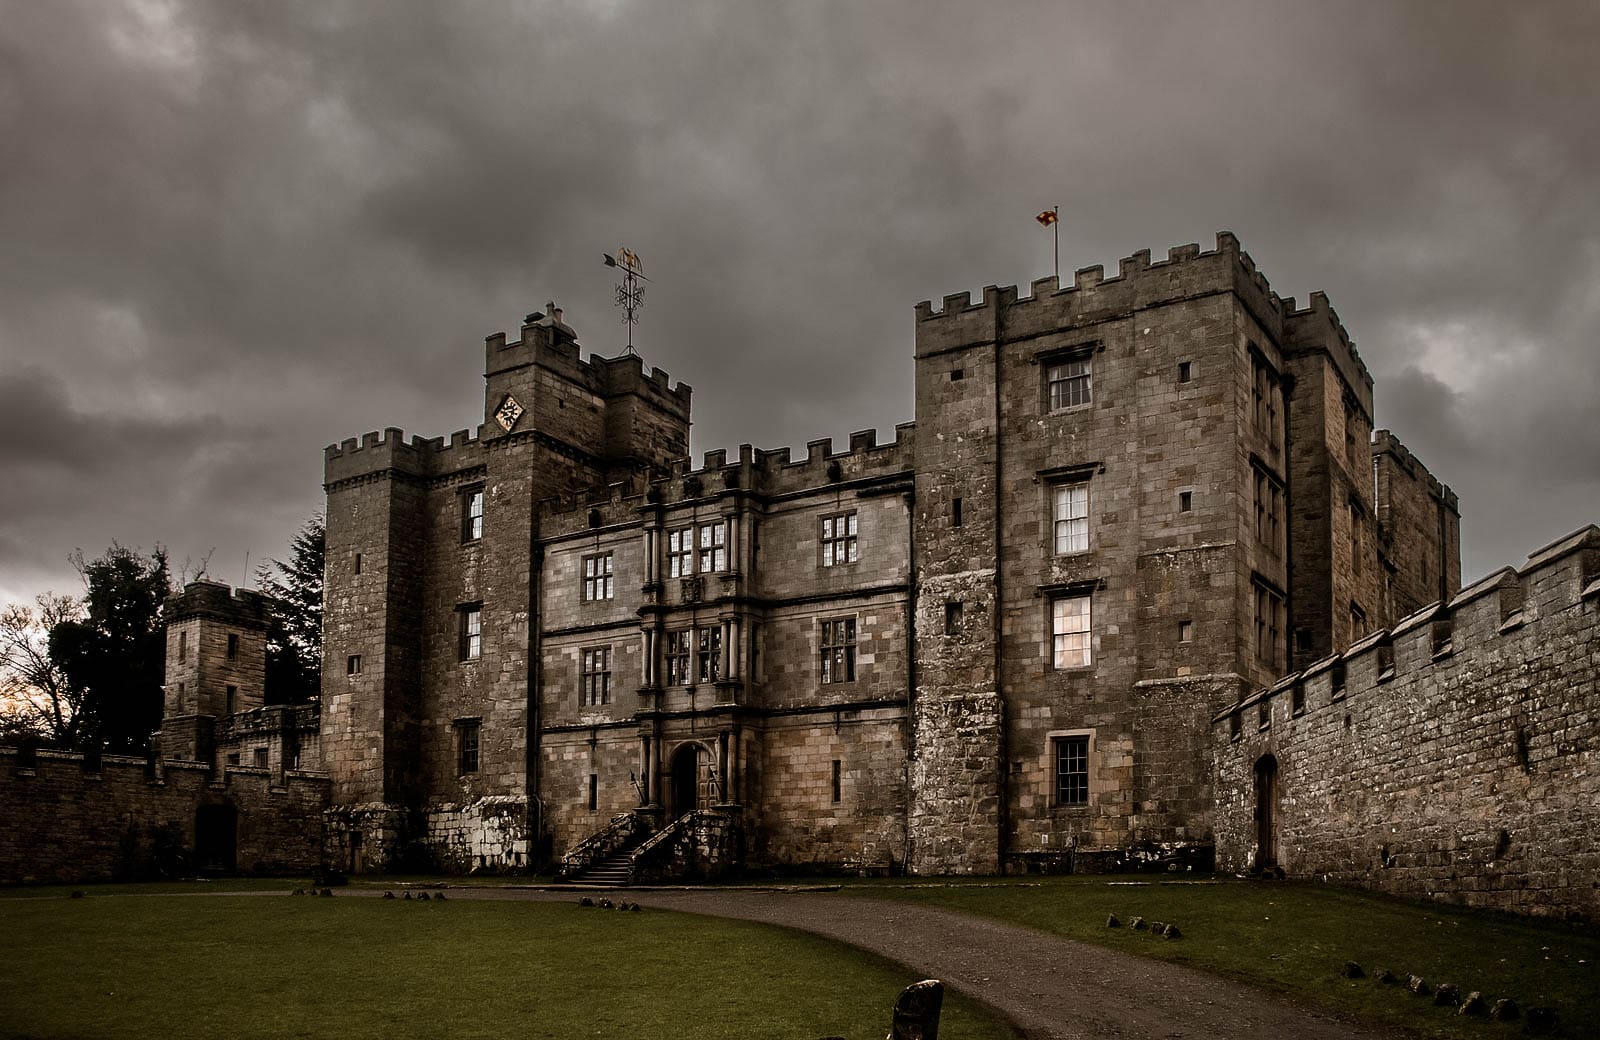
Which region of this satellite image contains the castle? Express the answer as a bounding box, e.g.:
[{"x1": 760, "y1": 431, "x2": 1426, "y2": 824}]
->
[{"x1": 5, "y1": 232, "x2": 1593, "y2": 918}]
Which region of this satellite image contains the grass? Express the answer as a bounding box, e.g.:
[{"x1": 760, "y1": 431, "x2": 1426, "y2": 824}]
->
[
  {"x1": 0, "y1": 889, "x2": 1019, "y2": 1040},
  {"x1": 841, "y1": 875, "x2": 1600, "y2": 1039}
]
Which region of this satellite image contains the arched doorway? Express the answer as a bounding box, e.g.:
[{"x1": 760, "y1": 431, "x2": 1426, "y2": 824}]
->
[
  {"x1": 194, "y1": 800, "x2": 238, "y2": 873},
  {"x1": 668, "y1": 742, "x2": 714, "y2": 819},
  {"x1": 1253, "y1": 754, "x2": 1279, "y2": 871}
]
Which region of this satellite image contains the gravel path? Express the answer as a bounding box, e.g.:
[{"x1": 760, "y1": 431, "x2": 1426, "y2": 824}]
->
[{"x1": 400, "y1": 886, "x2": 1400, "y2": 1040}]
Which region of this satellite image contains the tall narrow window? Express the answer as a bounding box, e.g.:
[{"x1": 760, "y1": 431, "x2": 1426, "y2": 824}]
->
[
  {"x1": 456, "y1": 719, "x2": 480, "y2": 774},
  {"x1": 178, "y1": 630, "x2": 187, "y2": 664},
  {"x1": 1054, "y1": 735, "x2": 1089, "y2": 805},
  {"x1": 227, "y1": 633, "x2": 239, "y2": 661},
  {"x1": 952, "y1": 497, "x2": 963, "y2": 527},
  {"x1": 225, "y1": 685, "x2": 237, "y2": 714},
  {"x1": 1350, "y1": 602, "x2": 1367, "y2": 642},
  {"x1": 1254, "y1": 468, "x2": 1283, "y2": 556},
  {"x1": 944, "y1": 601, "x2": 963, "y2": 636},
  {"x1": 820, "y1": 618, "x2": 857, "y2": 684},
  {"x1": 1254, "y1": 583, "x2": 1283, "y2": 669},
  {"x1": 667, "y1": 528, "x2": 693, "y2": 578},
  {"x1": 697, "y1": 627, "x2": 722, "y2": 684},
  {"x1": 1051, "y1": 595, "x2": 1092, "y2": 668},
  {"x1": 820, "y1": 511, "x2": 858, "y2": 566},
  {"x1": 588, "y1": 773, "x2": 598, "y2": 811},
  {"x1": 462, "y1": 487, "x2": 485, "y2": 542},
  {"x1": 580, "y1": 646, "x2": 612, "y2": 706},
  {"x1": 1053, "y1": 483, "x2": 1089, "y2": 554},
  {"x1": 354, "y1": 552, "x2": 363, "y2": 575},
  {"x1": 698, "y1": 521, "x2": 727, "y2": 573},
  {"x1": 1349, "y1": 500, "x2": 1363, "y2": 575},
  {"x1": 583, "y1": 552, "x2": 615, "y2": 601},
  {"x1": 1046, "y1": 358, "x2": 1092, "y2": 410},
  {"x1": 831, "y1": 759, "x2": 842, "y2": 803},
  {"x1": 665, "y1": 629, "x2": 693, "y2": 685},
  {"x1": 460, "y1": 605, "x2": 482, "y2": 661}
]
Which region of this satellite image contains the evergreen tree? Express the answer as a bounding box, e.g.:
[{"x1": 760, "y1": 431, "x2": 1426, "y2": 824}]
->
[
  {"x1": 257, "y1": 515, "x2": 324, "y2": 705},
  {"x1": 48, "y1": 545, "x2": 172, "y2": 754}
]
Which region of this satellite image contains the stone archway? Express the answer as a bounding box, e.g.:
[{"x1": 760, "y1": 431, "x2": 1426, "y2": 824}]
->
[
  {"x1": 668, "y1": 741, "x2": 714, "y2": 819},
  {"x1": 194, "y1": 799, "x2": 238, "y2": 873},
  {"x1": 1253, "y1": 754, "x2": 1279, "y2": 871}
]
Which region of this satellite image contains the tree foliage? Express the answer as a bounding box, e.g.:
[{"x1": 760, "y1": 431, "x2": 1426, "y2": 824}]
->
[
  {"x1": 256, "y1": 515, "x2": 324, "y2": 705},
  {"x1": 0, "y1": 593, "x2": 86, "y2": 747},
  {"x1": 47, "y1": 545, "x2": 172, "y2": 754}
]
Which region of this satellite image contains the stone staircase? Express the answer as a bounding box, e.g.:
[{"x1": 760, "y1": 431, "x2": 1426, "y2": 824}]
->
[{"x1": 567, "y1": 847, "x2": 638, "y2": 888}]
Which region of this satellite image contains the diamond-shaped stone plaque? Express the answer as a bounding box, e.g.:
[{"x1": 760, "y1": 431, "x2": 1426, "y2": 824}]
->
[{"x1": 495, "y1": 394, "x2": 524, "y2": 432}]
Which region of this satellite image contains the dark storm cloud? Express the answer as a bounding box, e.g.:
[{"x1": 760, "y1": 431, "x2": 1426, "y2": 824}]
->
[{"x1": 1, "y1": 0, "x2": 1596, "y2": 603}]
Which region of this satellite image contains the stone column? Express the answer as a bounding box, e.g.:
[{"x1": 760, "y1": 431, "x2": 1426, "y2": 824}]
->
[{"x1": 641, "y1": 628, "x2": 655, "y2": 687}]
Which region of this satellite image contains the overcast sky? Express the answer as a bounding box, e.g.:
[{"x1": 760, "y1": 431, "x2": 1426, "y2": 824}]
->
[{"x1": 2, "y1": 0, "x2": 1597, "y2": 606}]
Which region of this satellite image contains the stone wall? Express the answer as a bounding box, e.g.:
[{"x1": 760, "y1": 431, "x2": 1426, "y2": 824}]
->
[
  {"x1": 1213, "y1": 525, "x2": 1600, "y2": 919},
  {"x1": 0, "y1": 748, "x2": 330, "y2": 884}
]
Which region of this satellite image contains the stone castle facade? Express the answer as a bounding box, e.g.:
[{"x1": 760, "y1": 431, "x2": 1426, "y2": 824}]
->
[{"x1": 297, "y1": 230, "x2": 1465, "y2": 876}]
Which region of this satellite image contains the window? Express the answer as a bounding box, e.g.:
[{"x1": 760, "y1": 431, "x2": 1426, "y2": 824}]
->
[
  {"x1": 1178, "y1": 490, "x2": 1193, "y2": 513},
  {"x1": 698, "y1": 521, "x2": 727, "y2": 573},
  {"x1": 1255, "y1": 468, "x2": 1283, "y2": 555},
  {"x1": 944, "y1": 602, "x2": 963, "y2": 636},
  {"x1": 580, "y1": 646, "x2": 612, "y2": 706},
  {"x1": 176, "y1": 682, "x2": 186, "y2": 713},
  {"x1": 178, "y1": 630, "x2": 187, "y2": 664},
  {"x1": 697, "y1": 626, "x2": 722, "y2": 684},
  {"x1": 665, "y1": 629, "x2": 693, "y2": 685},
  {"x1": 1178, "y1": 361, "x2": 1193, "y2": 383},
  {"x1": 1051, "y1": 595, "x2": 1092, "y2": 669},
  {"x1": 459, "y1": 605, "x2": 482, "y2": 661},
  {"x1": 821, "y1": 511, "x2": 858, "y2": 567},
  {"x1": 820, "y1": 618, "x2": 856, "y2": 684},
  {"x1": 354, "y1": 552, "x2": 363, "y2": 575},
  {"x1": 1349, "y1": 500, "x2": 1362, "y2": 575},
  {"x1": 1350, "y1": 602, "x2": 1367, "y2": 642},
  {"x1": 668, "y1": 528, "x2": 693, "y2": 578},
  {"x1": 456, "y1": 719, "x2": 480, "y2": 774},
  {"x1": 347, "y1": 654, "x2": 362, "y2": 675},
  {"x1": 1258, "y1": 701, "x2": 1271, "y2": 731},
  {"x1": 952, "y1": 497, "x2": 963, "y2": 527},
  {"x1": 950, "y1": 368, "x2": 964, "y2": 381},
  {"x1": 1330, "y1": 660, "x2": 1347, "y2": 699},
  {"x1": 253, "y1": 747, "x2": 269, "y2": 768},
  {"x1": 225, "y1": 685, "x2": 236, "y2": 714},
  {"x1": 583, "y1": 553, "x2": 614, "y2": 601},
  {"x1": 227, "y1": 633, "x2": 239, "y2": 661},
  {"x1": 1046, "y1": 358, "x2": 1092, "y2": 410},
  {"x1": 831, "y1": 759, "x2": 842, "y2": 803},
  {"x1": 462, "y1": 487, "x2": 485, "y2": 542},
  {"x1": 1251, "y1": 351, "x2": 1282, "y2": 447},
  {"x1": 1053, "y1": 483, "x2": 1089, "y2": 554},
  {"x1": 1292, "y1": 682, "x2": 1306, "y2": 716},
  {"x1": 1054, "y1": 735, "x2": 1089, "y2": 805},
  {"x1": 1254, "y1": 582, "x2": 1283, "y2": 669},
  {"x1": 1179, "y1": 620, "x2": 1193, "y2": 643},
  {"x1": 588, "y1": 773, "x2": 598, "y2": 811}
]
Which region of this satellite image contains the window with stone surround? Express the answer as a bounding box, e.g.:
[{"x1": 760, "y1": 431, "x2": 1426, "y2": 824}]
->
[
  {"x1": 1253, "y1": 580, "x2": 1283, "y2": 669},
  {"x1": 456, "y1": 718, "x2": 480, "y2": 774},
  {"x1": 1254, "y1": 465, "x2": 1284, "y2": 556},
  {"x1": 698, "y1": 521, "x2": 727, "y2": 573},
  {"x1": 1053, "y1": 482, "x2": 1089, "y2": 554},
  {"x1": 820, "y1": 511, "x2": 858, "y2": 567},
  {"x1": 666, "y1": 629, "x2": 692, "y2": 685},
  {"x1": 820, "y1": 617, "x2": 856, "y2": 684},
  {"x1": 1053, "y1": 734, "x2": 1089, "y2": 805},
  {"x1": 462, "y1": 485, "x2": 485, "y2": 542},
  {"x1": 178, "y1": 630, "x2": 187, "y2": 663},
  {"x1": 580, "y1": 645, "x2": 612, "y2": 706},
  {"x1": 1349, "y1": 499, "x2": 1363, "y2": 575},
  {"x1": 583, "y1": 552, "x2": 614, "y2": 601},
  {"x1": 225, "y1": 685, "x2": 236, "y2": 714},
  {"x1": 1050, "y1": 595, "x2": 1092, "y2": 669},
  {"x1": 697, "y1": 626, "x2": 722, "y2": 683},
  {"x1": 1250, "y1": 349, "x2": 1282, "y2": 448},
  {"x1": 459, "y1": 604, "x2": 482, "y2": 661},
  {"x1": 346, "y1": 654, "x2": 361, "y2": 675},
  {"x1": 668, "y1": 528, "x2": 693, "y2": 578},
  {"x1": 1350, "y1": 602, "x2": 1367, "y2": 642},
  {"x1": 1046, "y1": 357, "x2": 1092, "y2": 411},
  {"x1": 227, "y1": 633, "x2": 239, "y2": 661}
]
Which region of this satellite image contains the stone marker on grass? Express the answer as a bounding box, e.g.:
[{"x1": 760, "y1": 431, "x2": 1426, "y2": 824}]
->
[
  {"x1": 1432, "y1": 982, "x2": 1459, "y2": 1007},
  {"x1": 1457, "y1": 991, "x2": 1487, "y2": 1016},
  {"x1": 1106, "y1": 913, "x2": 1120, "y2": 928},
  {"x1": 1405, "y1": 975, "x2": 1430, "y2": 997},
  {"x1": 1489, "y1": 997, "x2": 1519, "y2": 1022},
  {"x1": 1340, "y1": 962, "x2": 1364, "y2": 979},
  {"x1": 889, "y1": 979, "x2": 944, "y2": 1040}
]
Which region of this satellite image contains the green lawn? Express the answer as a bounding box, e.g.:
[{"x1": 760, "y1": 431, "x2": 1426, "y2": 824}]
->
[
  {"x1": 843, "y1": 876, "x2": 1600, "y2": 1039},
  {"x1": 0, "y1": 891, "x2": 1018, "y2": 1040}
]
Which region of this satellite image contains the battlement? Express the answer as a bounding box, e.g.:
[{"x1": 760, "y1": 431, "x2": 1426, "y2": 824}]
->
[
  {"x1": 914, "y1": 231, "x2": 1285, "y2": 354},
  {"x1": 536, "y1": 422, "x2": 917, "y2": 532},
  {"x1": 1372, "y1": 429, "x2": 1459, "y2": 510},
  {"x1": 1216, "y1": 524, "x2": 1600, "y2": 729},
  {"x1": 1281, "y1": 290, "x2": 1375, "y2": 418},
  {"x1": 165, "y1": 581, "x2": 268, "y2": 629},
  {"x1": 323, "y1": 426, "x2": 486, "y2": 486},
  {"x1": 484, "y1": 311, "x2": 692, "y2": 414}
]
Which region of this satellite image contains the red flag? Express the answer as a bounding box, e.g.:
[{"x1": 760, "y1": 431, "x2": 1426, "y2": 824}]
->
[{"x1": 1036, "y1": 208, "x2": 1059, "y2": 227}]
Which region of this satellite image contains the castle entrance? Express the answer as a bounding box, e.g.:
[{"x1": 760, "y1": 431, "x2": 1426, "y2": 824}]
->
[
  {"x1": 194, "y1": 800, "x2": 238, "y2": 873},
  {"x1": 1253, "y1": 754, "x2": 1279, "y2": 871},
  {"x1": 668, "y1": 742, "x2": 713, "y2": 818}
]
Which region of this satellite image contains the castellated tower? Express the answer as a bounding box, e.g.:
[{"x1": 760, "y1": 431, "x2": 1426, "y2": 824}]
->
[
  {"x1": 320, "y1": 306, "x2": 691, "y2": 871},
  {"x1": 158, "y1": 581, "x2": 268, "y2": 763}
]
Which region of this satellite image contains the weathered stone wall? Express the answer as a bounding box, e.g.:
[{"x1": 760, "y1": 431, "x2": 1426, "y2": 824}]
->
[
  {"x1": 0, "y1": 748, "x2": 329, "y2": 884},
  {"x1": 1213, "y1": 526, "x2": 1600, "y2": 919},
  {"x1": 1373, "y1": 429, "x2": 1462, "y2": 621}
]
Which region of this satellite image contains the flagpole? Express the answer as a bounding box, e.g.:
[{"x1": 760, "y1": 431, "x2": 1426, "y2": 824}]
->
[{"x1": 1054, "y1": 203, "x2": 1060, "y2": 285}]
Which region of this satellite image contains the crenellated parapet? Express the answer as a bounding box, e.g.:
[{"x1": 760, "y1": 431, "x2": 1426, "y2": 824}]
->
[
  {"x1": 165, "y1": 580, "x2": 268, "y2": 630},
  {"x1": 323, "y1": 426, "x2": 487, "y2": 488},
  {"x1": 914, "y1": 231, "x2": 1286, "y2": 355},
  {"x1": 484, "y1": 316, "x2": 692, "y2": 416},
  {"x1": 1281, "y1": 290, "x2": 1375, "y2": 420},
  {"x1": 1372, "y1": 429, "x2": 1459, "y2": 511},
  {"x1": 536, "y1": 423, "x2": 916, "y2": 533},
  {"x1": 1216, "y1": 524, "x2": 1599, "y2": 731}
]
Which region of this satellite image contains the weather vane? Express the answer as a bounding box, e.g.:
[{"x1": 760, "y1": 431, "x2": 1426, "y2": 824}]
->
[{"x1": 603, "y1": 247, "x2": 651, "y2": 355}]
